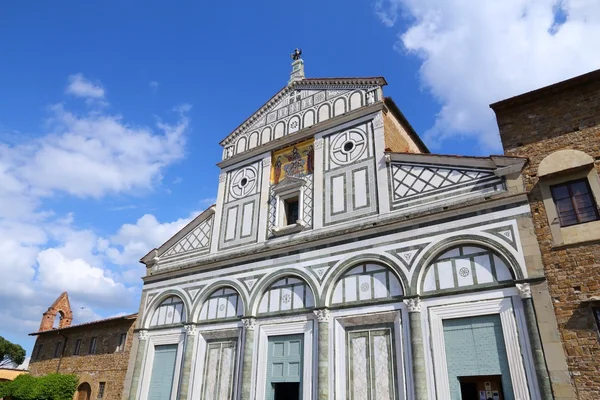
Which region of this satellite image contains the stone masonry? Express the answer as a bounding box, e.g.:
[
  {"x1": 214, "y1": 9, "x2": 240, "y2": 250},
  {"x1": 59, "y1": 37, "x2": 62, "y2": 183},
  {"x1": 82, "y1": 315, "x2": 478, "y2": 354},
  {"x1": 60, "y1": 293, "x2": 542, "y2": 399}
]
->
[
  {"x1": 492, "y1": 69, "x2": 600, "y2": 399},
  {"x1": 29, "y1": 305, "x2": 136, "y2": 400}
]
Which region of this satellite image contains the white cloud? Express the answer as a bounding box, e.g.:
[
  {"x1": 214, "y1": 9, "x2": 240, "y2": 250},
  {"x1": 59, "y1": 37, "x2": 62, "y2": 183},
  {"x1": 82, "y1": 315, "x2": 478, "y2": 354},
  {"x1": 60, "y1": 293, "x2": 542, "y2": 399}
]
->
[
  {"x1": 66, "y1": 73, "x2": 105, "y2": 99},
  {"x1": 376, "y1": 0, "x2": 600, "y2": 151},
  {"x1": 0, "y1": 74, "x2": 195, "y2": 351}
]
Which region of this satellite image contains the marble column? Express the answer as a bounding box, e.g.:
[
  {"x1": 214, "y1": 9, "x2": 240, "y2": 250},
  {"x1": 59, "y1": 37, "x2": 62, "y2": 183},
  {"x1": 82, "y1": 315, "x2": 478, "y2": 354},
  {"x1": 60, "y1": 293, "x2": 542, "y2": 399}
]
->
[
  {"x1": 240, "y1": 318, "x2": 256, "y2": 400},
  {"x1": 128, "y1": 330, "x2": 149, "y2": 400},
  {"x1": 178, "y1": 324, "x2": 197, "y2": 400},
  {"x1": 517, "y1": 283, "x2": 554, "y2": 400},
  {"x1": 404, "y1": 298, "x2": 427, "y2": 400},
  {"x1": 314, "y1": 309, "x2": 330, "y2": 400}
]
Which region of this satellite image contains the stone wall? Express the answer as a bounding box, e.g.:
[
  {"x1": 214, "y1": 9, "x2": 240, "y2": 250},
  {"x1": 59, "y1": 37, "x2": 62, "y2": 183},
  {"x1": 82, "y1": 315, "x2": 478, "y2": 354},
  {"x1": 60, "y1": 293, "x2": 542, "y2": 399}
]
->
[
  {"x1": 493, "y1": 71, "x2": 600, "y2": 399},
  {"x1": 29, "y1": 317, "x2": 136, "y2": 400}
]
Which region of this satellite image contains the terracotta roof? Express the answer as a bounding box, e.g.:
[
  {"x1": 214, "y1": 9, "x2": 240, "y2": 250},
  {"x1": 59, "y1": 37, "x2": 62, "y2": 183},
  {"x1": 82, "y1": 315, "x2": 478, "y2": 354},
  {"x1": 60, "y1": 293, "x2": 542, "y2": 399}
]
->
[
  {"x1": 29, "y1": 313, "x2": 137, "y2": 336},
  {"x1": 490, "y1": 68, "x2": 600, "y2": 110}
]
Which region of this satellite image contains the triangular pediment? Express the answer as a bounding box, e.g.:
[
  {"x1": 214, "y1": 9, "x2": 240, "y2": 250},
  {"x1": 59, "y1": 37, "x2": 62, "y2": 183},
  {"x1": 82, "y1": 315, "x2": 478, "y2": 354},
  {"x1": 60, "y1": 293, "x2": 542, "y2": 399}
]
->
[
  {"x1": 141, "y1": 206, "x2": 215, "y2": 263},
  {"x1": 220, "y1": 77, "x2": 386, "y2": 158},
  {"x1": 272, "y1": 176, "x2": 306, "y2": 193}
]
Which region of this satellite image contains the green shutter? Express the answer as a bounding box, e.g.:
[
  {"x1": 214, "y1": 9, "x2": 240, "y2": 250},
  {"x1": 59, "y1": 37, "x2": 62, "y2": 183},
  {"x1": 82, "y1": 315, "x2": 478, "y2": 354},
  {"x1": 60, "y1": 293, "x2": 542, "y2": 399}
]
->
[
  {"x1": 266, "y1": 335, "x2": 304, "y2": 400},
  {"x1": 148, "y1": 344, "x2": 178, "y2": 400}
]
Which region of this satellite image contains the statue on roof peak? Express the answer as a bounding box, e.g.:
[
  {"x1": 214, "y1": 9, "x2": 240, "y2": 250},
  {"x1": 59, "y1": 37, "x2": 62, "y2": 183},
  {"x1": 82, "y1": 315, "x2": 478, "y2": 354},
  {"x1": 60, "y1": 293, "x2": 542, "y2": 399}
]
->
[{"x1": 291, "y1": 48, "x2": 302, "y2": 61}]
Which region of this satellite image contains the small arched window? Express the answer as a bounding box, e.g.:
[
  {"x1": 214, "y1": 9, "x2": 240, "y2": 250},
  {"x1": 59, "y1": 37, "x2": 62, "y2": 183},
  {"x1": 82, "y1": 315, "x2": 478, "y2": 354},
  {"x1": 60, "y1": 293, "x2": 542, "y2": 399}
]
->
[
  {"x1": 331, "y1": 263, "x2": 403, "y2": 305},
  {"x1": 199, "y1": 287, "x2": 244, "y2": 321},
  {"x1": 258, "y1": 277, "x2": 315, "y2": 314},
  {"x1": 150, "y1": 296, "x2": 186, "y2": 327},
  {"x1": 422, "y1": 245, "x2": 514, "y2": 293}
]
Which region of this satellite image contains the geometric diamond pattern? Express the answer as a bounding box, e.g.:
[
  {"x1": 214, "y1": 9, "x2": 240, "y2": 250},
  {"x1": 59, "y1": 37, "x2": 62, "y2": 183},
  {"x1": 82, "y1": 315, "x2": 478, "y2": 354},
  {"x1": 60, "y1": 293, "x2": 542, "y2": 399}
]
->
[
  {"x1": 163, "y1": 216, "x2": 213, "y2": 256},
  {"x1": 391, "y1": 164, "x2": 495, "y2": 200},
  {"x1": 303, "y1": 175, "x2": 313, "y2": 228}
]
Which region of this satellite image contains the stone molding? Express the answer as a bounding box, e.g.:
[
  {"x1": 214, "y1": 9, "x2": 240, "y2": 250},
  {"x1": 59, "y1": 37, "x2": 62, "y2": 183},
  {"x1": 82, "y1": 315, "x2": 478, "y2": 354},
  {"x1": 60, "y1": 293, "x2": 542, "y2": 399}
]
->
[
  {"x1": 138, "y1": 330, "x2": 149, "y2": 340},
  {"x1": 242, "y1": 317, "x2": 256, "y2": 330},
  {"x1": 404, "y1": 298, "x2": 422, "y2": 312},
  {"x1": 313, "y1": 308, "x2": 330, "y2": 322},
  {"x1": 262, "y1": 157, "x2": 271, "y2": 168},
  {"x1": 314, "y1": 138, "x2": 324, "y2": 149}
]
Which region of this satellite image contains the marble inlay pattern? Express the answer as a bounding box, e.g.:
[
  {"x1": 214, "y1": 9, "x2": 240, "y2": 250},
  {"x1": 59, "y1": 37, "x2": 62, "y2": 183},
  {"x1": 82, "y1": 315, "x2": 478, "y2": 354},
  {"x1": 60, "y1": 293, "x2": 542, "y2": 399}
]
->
[{"x1": 350, "y1": 334, "x2": 369, "y2": 400}]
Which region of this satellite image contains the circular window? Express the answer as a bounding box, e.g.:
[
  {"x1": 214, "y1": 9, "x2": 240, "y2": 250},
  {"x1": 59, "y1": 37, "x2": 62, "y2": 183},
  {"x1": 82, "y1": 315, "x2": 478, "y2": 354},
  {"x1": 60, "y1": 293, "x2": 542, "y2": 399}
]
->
[
  {"x1": 240, "y1": 177, "x2": 248, "y2": 187},
  {"x1": 343, "y1": 141, "x2": 355, "y2": 152}
]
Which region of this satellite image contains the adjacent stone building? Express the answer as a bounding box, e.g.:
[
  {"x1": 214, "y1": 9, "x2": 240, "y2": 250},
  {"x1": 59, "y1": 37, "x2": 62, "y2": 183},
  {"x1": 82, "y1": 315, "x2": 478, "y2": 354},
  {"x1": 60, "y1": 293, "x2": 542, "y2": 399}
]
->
[
  {"x1": 28, "y1": 292, "x2": 137, "y2": 400},
  {"x1": 121, "y1": 53, "x2": 572, "y2": 400},
  {"x1": 492, "y1": 69, "x2": 600, "y2": 400}
]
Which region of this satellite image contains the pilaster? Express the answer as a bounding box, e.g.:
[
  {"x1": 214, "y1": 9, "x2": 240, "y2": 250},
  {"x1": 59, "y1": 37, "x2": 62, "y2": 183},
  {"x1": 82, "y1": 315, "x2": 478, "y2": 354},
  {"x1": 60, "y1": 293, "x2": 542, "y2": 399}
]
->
[
  {"x1": 240, "y1": 318, "x2": 256, "y2": 400},
  {"x1": 372, "y1": 111, "x2": 390, "y2": 214},
  {"x1": 404, "y1": 298, "x2": 427, "y2": 400},
  {"x1": 257, "y1": 156, "x2": 272, "y2": 241},
  {"x1": 517, "y1": 284, "x2": 554, "y2": 400},
  {"x1": 177, "y1": 325, "x2": 198, "y2": 400},
  {"x1": 128, "y1": 330, "x2": 149, "y2": 400},
  {"x1": 209, "y1": 172, "x2": 228, "y2": 253},
  {"x1": 314, "y1": 309, "x2": 330, "y2": 400}
]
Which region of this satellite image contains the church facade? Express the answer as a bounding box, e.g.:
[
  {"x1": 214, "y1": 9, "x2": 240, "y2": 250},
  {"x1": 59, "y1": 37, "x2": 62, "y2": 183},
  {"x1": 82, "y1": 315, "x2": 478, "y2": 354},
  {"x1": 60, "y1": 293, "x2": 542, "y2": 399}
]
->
[{"x1": 122, "y1": 55, "x2": 569, "y2": 400}]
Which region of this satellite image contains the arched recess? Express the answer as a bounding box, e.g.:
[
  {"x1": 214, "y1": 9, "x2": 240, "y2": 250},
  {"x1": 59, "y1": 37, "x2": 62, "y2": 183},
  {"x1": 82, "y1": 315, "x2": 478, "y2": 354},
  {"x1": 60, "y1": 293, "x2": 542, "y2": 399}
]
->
[
  {"x1": 328, "y1": 264, "x2": 403, "y2": 307},
  {"x1": 76, "y1": 382, "x2": 92, "y2": 400},
  {"x1": 333, "y1": 97, "x2": 346, "y2": 116},
  {"x1": 303, "y1": 110, "x2": 315, "y2": 128},
  {"x1": 236, "y1": 136, "x2": 247, "y2": 154},
  {"x1": 261, "y1": 127, "x2": 272, "y2": 144},
  {"x1": 322, "y1": 253, "x2": 409, "y2": 304},
  {"x1": 318, "y1": 103, "x2": 330, "y2": 122},
  {"x1": 349, "y1": 91, "x2": 363, "y2": 110},
  {"x1": 248, "y1": 132, "x2": 259, "y2": 149},
  {"x1": 250, "y1": 269, "x2": 319, "y2": 315},
  {"x1": 198, "y1": 287, "x2": 244, "y2": 322},
  {"x1": 143, "y1": 290, "x2": 190, "y2": 329},
  {"x1": 274, "y1": 122, "x2": 286, "y2": 139},
  {"x1": 411, "y1": 235, "x2": 525, "y2": 295}
]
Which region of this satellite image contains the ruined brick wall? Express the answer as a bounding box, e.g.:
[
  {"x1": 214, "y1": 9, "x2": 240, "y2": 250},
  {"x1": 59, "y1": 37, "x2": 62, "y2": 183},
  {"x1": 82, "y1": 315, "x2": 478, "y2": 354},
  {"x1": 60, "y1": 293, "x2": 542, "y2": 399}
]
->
[
  {"x1": 493, "y1": 74, "x2": 600, "y2": 399},
  {"x1": 29, "y1": 318, "x2": 136, "y2": 400}
]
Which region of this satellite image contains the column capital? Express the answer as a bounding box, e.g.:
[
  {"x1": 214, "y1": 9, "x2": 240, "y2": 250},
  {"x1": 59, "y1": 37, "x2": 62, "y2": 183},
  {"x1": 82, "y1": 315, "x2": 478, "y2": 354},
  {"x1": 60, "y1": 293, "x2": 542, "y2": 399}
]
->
[
  {"x1": 262, "y1": 157, "x2": 271, "y2": 168},
  {"x1": 313, "y1": 308, "x2": 330, "y2": 323},
  {"x1": 242, "y1": 317, "x2": 257, "y2": 330},
  {"x1": 516, "y1": 283, "x2": 532, "y2": 299},
  {"x1": 138, "y1": 329, "x2": 149, "y2": 340},
  {"x1": 404, "y1": 298, "x2": 422, "y2": 313},
  {"x1": 184, "y1": 324, "x2": 198, "y2": 336}
]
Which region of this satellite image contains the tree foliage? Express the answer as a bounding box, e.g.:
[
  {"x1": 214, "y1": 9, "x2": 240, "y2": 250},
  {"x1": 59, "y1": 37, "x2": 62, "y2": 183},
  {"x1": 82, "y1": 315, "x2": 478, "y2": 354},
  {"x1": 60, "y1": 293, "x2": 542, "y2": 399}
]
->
[
  {"x1": 0, "y1": 373, "x2": 78, "y2": 400},
  {"x1": 0, "y1": 336, "x2": 26, "y2": 367}
]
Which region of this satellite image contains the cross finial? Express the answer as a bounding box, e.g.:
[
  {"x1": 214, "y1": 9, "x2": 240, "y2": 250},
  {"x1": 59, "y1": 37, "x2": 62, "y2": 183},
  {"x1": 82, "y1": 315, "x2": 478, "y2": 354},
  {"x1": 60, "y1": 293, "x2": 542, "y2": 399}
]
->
[{"x1": 291, "y1": 48, "x2": 302, "y2": 61}]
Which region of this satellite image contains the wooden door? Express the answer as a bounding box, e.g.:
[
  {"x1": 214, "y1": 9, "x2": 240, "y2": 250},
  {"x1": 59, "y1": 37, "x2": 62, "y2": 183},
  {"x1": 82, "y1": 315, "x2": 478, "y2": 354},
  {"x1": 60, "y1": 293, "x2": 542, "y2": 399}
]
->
[
  {"x1": 76, "y1": 383, "x2": 91, "y2": 400},
  {"x1": 266, "y1": 334, "x2": 303, "y2": 400}
]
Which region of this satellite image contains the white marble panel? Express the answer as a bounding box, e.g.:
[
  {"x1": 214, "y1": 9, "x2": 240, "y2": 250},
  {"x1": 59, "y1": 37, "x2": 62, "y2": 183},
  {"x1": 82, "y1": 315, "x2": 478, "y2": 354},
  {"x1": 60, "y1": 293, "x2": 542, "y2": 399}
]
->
[
  {"x1": 372, "y1": 272, "x2": 388, "y2": 299},
  {"x1": 389, "y1": 274, "x2": 403, "y2": 296},
  {"x1": 334, "y1": 98, "x2": 346, "y2": 116},
  {"x1": 349, "y1": 92, "x2": 362, "y2": 110},
  {"x1": 373, "y1": 333, "x2": 393, "y2": 399},
  {"x1": 353, "y1": 169, "x2": 368, "y2": 208},
  {"x1": 494, "y1": 255, "x2": 513, "y2": 281},
  {"x1": 269, "y1": 288, "x2": 281, "y2": 312},
  {"x1": 241, "y1": 202, "x2": 253, "y2": 237},
  {"x1": 292, "y1": 285, "x2": 304, "y2": 309},
  {"x1": 216, "y1": 297, "x2": 227, "y2": 319},
  {"x1": 351, "y1": 335, "x2": 369, "y2": 400},
  {"x1": 437, "y1": 261, "x2": 455, "y2": 289},
  {"x1": 474, "y1": 255, "x2": 494, "y2": 284},
  {"x1": 258, "y1": 296, "x2": 268, "y2": 314},
  {"x1": 219, "y1": 346, "x2": 234, "y2": 398},
  {"x1": 455, "y1": 258, "x2": 474, "y2": 287},
  {"x1": 332, "y1": 284, "x2": 343, "y2": 304},
  {"x1": 332, "y1": 175, "x2": 345, "y2": 213},
  {"x1": 423, "y1": 268, "x2": 437, "y2": 292},
  {"x1": 204, "y1": 346, "x2": 220, "y2": 399},
  {"x1": 225, "y1": 207, "x2": 237, "y2": 241},
  {"x1": 358, "y1": 274, "x2": 372, "y2": 301},
  {"x1": 280, "y1": 286, "x2": 292, "y2": 311},
  {"x1": 345, "y1": 277, "x2": 358, "y2": 302}
]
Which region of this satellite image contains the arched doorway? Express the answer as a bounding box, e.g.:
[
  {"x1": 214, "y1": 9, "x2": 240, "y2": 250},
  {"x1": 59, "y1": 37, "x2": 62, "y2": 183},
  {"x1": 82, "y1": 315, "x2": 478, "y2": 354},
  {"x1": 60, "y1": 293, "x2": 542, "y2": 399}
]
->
[{"x1": 76, "y1": 382, "x2": 91, "y2": 400}]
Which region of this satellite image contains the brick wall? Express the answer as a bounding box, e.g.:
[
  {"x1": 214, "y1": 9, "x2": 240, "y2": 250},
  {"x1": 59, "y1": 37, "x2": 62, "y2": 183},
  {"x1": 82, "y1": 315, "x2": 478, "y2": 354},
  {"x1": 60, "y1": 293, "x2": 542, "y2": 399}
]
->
[
  {"x1": 29, "y1": 318, "x2": 136, "y2": 400},
  {"x1": 493, "y1": 72, "x2": 600, "y2": 399}
]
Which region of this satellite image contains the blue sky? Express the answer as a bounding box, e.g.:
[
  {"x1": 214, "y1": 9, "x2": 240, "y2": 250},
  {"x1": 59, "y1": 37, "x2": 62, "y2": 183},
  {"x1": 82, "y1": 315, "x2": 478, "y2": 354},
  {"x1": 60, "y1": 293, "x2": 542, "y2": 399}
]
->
[{"x1": 1, "y1": 0, "x2": 599, "y2": 358}]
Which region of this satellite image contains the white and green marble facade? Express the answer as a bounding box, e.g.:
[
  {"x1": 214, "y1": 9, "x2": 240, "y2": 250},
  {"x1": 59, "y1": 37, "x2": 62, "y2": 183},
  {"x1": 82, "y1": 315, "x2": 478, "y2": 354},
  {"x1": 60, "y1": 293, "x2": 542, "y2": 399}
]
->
[{"x1": 122, "y1": 63, "x2": 557, "y2": 400}]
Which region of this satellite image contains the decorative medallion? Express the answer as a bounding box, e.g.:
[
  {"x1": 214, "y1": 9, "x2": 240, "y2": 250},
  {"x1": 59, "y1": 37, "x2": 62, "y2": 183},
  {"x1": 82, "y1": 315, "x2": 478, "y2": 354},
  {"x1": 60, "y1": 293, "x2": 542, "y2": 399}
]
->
[
  {"x1": 230, "y1": 167, "x2": 258, "y2": 199},
  {"x1": 167, "y1": 311, "x2": 173, "y2": 318},
  {"x1": 459, "y1": 267, "x2": 470, "y2": 277},
  {"x1": 282, "y1": 294, "x2": 291, "y2": 304},
  {"x1": 330, "y1": 130, "x2": 367, "y2": 165},
  {"x1": 360, "y1": 282, "x2": 370, "y2": 292}
]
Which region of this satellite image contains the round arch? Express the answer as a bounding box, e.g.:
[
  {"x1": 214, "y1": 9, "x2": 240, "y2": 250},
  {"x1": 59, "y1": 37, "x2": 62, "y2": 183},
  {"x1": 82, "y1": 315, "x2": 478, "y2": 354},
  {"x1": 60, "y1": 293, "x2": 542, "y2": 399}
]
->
[
  {"x1": 191, "y1": 280, "x2": 248, "y2": 321},
  {"x1": 410, "y1": 234, "x2": 524, "y2": 295},
  {"x1": 249, "y1": 268, "x2": 319, "y2": 316},
  {"x1": 76, "y1": 382, "x2": 92, "y2": 400},
  {"x1": 322, "y1": 253, "x2": 409, "y2": 305},
  {"x1": 142, "y1": 289, "x2": 190, "y2": 329}
]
